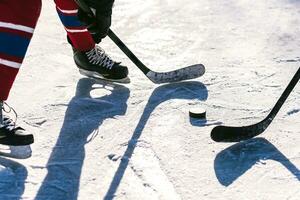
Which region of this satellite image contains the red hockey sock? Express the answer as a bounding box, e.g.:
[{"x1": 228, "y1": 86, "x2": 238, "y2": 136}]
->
[
  {"x1": 0, "y1": 0, "x2": 42, "y2": 100},
  {"x1": 55, "y1": 0, "x2": 95, "y2": 52}
]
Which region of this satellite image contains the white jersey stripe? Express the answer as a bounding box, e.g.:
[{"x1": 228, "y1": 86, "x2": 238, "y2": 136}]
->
[
  {"x1": 0, "y1": 58, "x2": 21, "y2": 69},
  {"x1": 65, "y1": 27, "x2": 88, "y2": 33},
  {"x1": 56, "y1": 7, "x2": 78, "y2": 14},
  {"x1": 0, "y1": 22, "x2": 34, "y2": 33}
]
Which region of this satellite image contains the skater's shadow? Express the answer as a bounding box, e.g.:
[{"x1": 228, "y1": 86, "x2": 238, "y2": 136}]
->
[
  {"x1": 35, "y1": 78, "x2": 129, "y2": 200},
  {"x1": 0, "y1": 157, "x2": 27, "y2": 200},
  {"x1": 104, "y1": 81, "x2": 208, "y2": 200},
  {"x1": 214, "y1": 137, "x2": 300, "y2": 186},
  {"x1": 288, "y1": 0, "x2": 300, "y2": 5}
]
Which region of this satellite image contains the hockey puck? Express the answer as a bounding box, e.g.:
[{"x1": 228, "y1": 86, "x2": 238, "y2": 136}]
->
[{"x1": 189, "y1": 107, "x2": 206, "y2": 119}]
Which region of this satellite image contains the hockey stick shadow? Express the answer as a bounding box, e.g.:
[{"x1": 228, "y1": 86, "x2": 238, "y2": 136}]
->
[
  {"x1": 214, "y1": 137, "x2": 300, "y2": 186},
  {"x1": 104, "y1": 81, "x2": 208, "y2": 199},
  {"x1": 35, "y1": 78, "x2": 130, "y2": 200},
  {"x1": 0, "y1": 157, "x2": 27, "y2": 200}
]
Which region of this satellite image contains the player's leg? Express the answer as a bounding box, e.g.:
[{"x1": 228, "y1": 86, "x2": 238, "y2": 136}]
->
[
  {"x1": 0, "y1": 0, "x2": 42, "y2": 145},
  {"x1": 54, "y1": 0, "x2": 129, "y2": 82}
]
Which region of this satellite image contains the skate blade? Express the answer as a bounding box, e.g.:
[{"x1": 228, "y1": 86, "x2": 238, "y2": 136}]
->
[
  {"x1": 0, "y1": 145, "x2": 32, "y2": 159},
  {"x1": 79, "y1": 69, "x2": 130, "y2": 84}
]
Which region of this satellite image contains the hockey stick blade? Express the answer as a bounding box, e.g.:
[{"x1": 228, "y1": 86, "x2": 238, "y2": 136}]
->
[
  {"x1": 145, "y1": 64, "x2": 205, "y2": 84},
  {"x1": 211, "y1": 66, "x2": 300, "y2": 142},
  {"x1": 107, "y1": 29, "x2": 205, "y2": 84},
  {"x1": 211, "y1": 118, "x2": 272, "y2": 142},
  {"x1": 74, "y1": 0, "x2": 205, "y2": 84}
]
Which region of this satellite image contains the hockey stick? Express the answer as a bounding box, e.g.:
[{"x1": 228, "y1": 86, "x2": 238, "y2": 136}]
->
[
  {"x1": 211, "y1": 66, "x2": 300, "y2": 142},
  {"x1": 74, "y1": 0, "x2": 205, "y2": 84}
]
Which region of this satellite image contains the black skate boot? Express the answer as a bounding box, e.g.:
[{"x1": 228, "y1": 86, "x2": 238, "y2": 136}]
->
[
  {"x1": 73, "y1": 45, "x2": 130, "y2": 83},
  {"x1": 0, "y1": 101, "x2": 34, "y2": 146}
]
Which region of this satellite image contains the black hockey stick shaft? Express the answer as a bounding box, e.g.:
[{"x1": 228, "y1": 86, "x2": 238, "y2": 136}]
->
[
  {"x1": 266, "y1": 66, "x2": 300, "y2": 121},
  {"x1": 211, "y1": 66, "x2": 300, "y2": 142},
  {"x1": 107, "y1": 30, "x2": 150, "y2": 74}
]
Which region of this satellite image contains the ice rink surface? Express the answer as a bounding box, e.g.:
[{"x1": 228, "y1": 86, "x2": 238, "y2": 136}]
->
[{"x1": 1, "y1": 0, "x2": 299, "y2": 199}]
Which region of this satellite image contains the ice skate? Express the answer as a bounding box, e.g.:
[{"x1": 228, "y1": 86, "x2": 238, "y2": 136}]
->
[
  {"x1": 0, "y1": 101, "x2": 34, "y2": 146},
  {"x1": 73, "y1": 45, "x2": 130, "y2": 83}
]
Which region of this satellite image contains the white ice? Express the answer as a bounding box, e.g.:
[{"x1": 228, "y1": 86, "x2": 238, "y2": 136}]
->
[{"x1": 1, "y1": 0, "x2": 299, "y2": 199}]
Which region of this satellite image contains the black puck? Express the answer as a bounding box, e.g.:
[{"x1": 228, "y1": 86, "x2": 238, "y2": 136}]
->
[{"x1": 189, "y1": 108, "x2": 206, "y2": 119}]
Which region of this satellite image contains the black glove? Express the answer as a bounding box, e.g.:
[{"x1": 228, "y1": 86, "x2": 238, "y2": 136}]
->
[{"x1": 77, "y1": 0, "x2": 115, "y2": 43}]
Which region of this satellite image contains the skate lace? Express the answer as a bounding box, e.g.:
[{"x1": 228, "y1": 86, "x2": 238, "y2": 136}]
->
[
  {"x1": 0, "y1": 102, "x2": 19, "y2": 132},
  {"x1": 86, "y1": 46, "x2": 115, "y2": 70}
]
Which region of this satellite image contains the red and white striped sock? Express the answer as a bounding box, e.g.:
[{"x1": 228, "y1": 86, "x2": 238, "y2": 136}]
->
[
  {"x1": 54, "y1": 0, "x2": 95, "y2": 52},
  {"x1": 0, "y1": 0, "x2": 42, "y2": 100}
]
